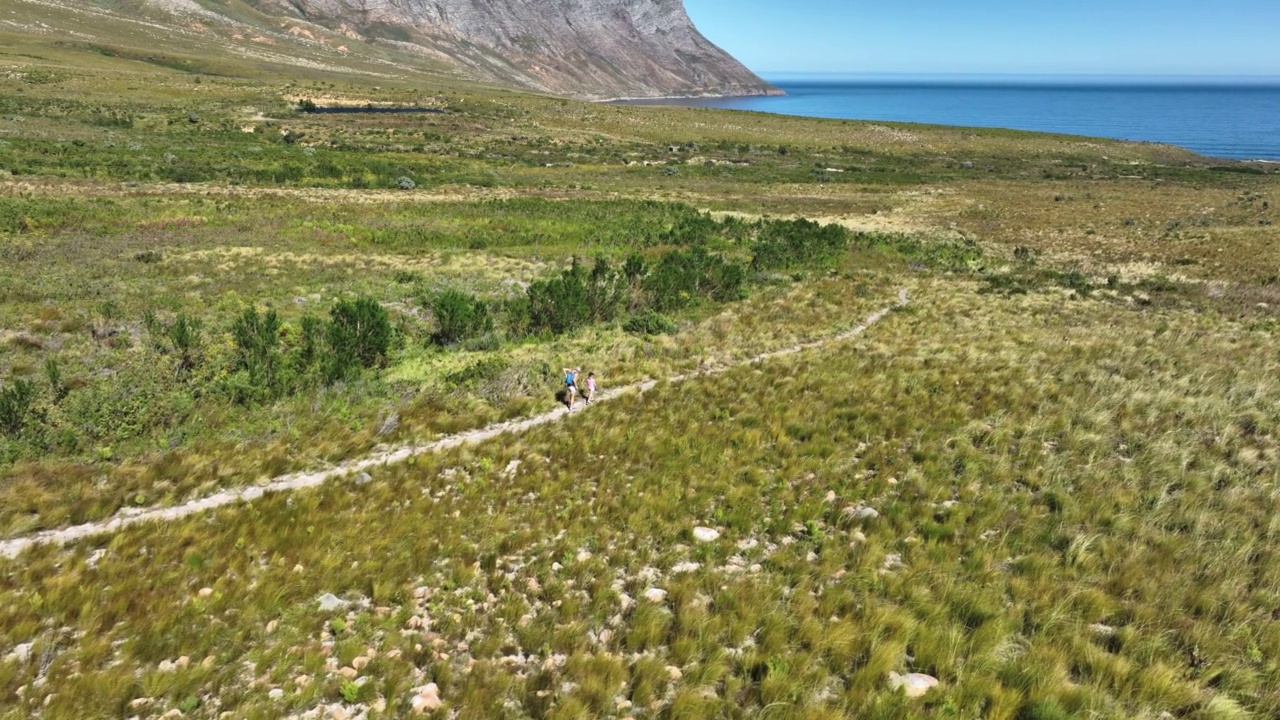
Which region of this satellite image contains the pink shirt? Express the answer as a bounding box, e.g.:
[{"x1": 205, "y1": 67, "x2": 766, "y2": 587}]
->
[{"x1": 587, "y1": 377, "x2": 596, "y2": 392}]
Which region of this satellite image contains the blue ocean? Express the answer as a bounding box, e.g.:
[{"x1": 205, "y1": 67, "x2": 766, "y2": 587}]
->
[{"x1": 649, "y1": 75, "x2": 1280, "y2": 161}]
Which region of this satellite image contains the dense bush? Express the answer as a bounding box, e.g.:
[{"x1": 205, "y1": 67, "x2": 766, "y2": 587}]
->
[
  {"x1": 623, "y1": 311, "x2": 677, "y2": 336},
  {"x1": 750, "y1": 218, "x2": 849, "y2": 271},
  {"x1": 326, "y1": 297, "x2": 393, "y2": 381},
  {"x1": 644, "y1": 247, "x2": 746, "y2": 312},
  {"x1": 62, "y1": 358, "x2": 191, "y2": 445},
  {"x1": 527, "y1": 257, "x2": 624, "y2": 335},
  {"x1": 229, "y1": 307, "x2": 288, "y2": 404},
  {"x1": 431, "y1": 290, "x2": 493, "y2": 346}
]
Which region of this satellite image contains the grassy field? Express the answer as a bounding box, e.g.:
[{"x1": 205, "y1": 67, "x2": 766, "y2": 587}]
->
[{"x1": 2, "y1": 9, "x2": 1280, "y2": 719}]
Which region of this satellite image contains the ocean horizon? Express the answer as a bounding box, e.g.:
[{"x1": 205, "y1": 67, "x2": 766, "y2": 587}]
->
[{"x1": 630, "y1": 74, "x2": 1280, "y2": 161}]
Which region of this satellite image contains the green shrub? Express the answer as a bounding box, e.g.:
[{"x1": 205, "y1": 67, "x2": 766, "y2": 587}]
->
[
  {"x1": 528, "y1": 261, "x2": 590, "y2": 335},
  {"x1": 750, "y1": 218, "x2": 849, "y2": 271},
  {"x1": 44, "y1": 358, "x2": 67, "y2": 402},
  {"x1": 297, "y1": 314, "x2": 323, "y2": 367},
  {"x1": 0, "y1": 378, "x2": 38, "y2": 438},
  {"x1": 445, "y1": 357, "x2": 508, "y2": 389},
  {"x1": 229, "y1": 307, "x2": 286, "y2": 404},
  {"x1": 644, "y1": 247, "x2": 746, "y2": 311},
  {"x1": 164, "y1": 313, "x2": 203, "y2": 374},
  {"x1": 1051, "y1": 270, "x2": 1093, "y2": 297},
  {"x1": 325, "y1": 297, "x2": 393, "y2": 381},
  {"x1": 585, "y1": 256, "x2": 625, "y2": 323},
  {"x1": 526, "y1": 257, "x2": 626, "y2": 335},
  {"x1": 63, "y1": 360, "x2": 190, "y2": 444},
  {"x1": 431, "y1": 290, "x2": 494, "y2": 345},
  {"x1": 623, "y1": 311, "x2": 677, "y2": 336}
]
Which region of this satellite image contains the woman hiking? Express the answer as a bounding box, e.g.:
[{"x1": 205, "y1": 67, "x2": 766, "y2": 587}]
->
[{"x1": 562, "y1": 367, "x2": 581, "y2": 409}]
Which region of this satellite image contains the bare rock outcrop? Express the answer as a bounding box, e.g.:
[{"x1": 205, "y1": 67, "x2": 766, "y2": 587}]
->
[{"x1": 241, "y1": 0, "x2": 778, "y2": 99}]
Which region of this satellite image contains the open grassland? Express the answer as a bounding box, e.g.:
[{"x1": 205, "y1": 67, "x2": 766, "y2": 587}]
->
[
  {"x1": 0, "y1": 189, "x2": 928, "y2": 535},
  {"x1": 2, "y1": 19, "x2": 1280, "y2": 719},
  {"x1": 5, "y1": 281, "x2": 1280, "y2": 719}
]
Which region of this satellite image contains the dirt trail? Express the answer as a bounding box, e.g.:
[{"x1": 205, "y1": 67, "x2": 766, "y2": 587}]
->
[{"x1": 0, "y1": 290, "x2": 908, "y2": 559}]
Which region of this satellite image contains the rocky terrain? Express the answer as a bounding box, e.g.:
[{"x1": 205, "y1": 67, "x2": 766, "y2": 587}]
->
[
  {"x1": 21, "y1": 0, "x2": 775, "y2": 99},
  {"x1": 241, "y1": 0, "x2": 778, "y2": 99}
]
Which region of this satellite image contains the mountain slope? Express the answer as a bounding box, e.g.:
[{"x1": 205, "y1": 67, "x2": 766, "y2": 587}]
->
[
  {"x1": 16, "y1": 0, "x2": 778, "y2": 100},
  {"x1": 241, "y1": 0, "x2": 778, "y2": 99}
]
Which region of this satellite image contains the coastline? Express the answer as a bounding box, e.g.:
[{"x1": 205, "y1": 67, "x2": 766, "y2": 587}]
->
[
  {"x1": 614, "y1": 77, "x2": 1280, "y2": 162},
  {"x1": 597, "y1": 86, "x2": 786, "y2": 104}
]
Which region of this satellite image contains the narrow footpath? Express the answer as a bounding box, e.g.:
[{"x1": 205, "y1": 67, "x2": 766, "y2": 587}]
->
[{"x1": 0, "y1": 290, "x2": 909, "y2": 559}]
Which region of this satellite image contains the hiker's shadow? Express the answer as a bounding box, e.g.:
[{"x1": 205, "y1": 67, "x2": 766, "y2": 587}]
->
[{"x1": 554, "y1": 388, "x2": 571, "y2": 408}]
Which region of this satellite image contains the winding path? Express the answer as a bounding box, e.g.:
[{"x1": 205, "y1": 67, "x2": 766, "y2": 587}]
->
[{"x1": 0, "y1": 290, "x2": 908, "y2": 559}]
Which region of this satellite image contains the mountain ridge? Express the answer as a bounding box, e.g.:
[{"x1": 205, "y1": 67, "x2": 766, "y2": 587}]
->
[{"x1": 110, "y1": 0, "x2": 779, "y2": 100}]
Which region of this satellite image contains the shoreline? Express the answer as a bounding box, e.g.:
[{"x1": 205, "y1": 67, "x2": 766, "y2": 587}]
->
[
  {"x1": 609, "y1": 80, "x2": 1280, "y2": 163},
  {"x1": 597, "y1": 87, "x2": 786, "y2": 104}
]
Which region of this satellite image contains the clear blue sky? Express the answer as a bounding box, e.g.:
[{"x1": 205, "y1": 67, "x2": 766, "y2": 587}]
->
[{"x1": 684, "y1": 0, "x2": 1280, "y2": 76}]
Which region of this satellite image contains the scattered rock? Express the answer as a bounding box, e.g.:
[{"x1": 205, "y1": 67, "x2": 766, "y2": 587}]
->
[
  {"x1": 666, "y1": 665, "x2": 683, "y2": 681},
  {"x1": 671, "y1": 562, "x2": 700, "y2": 574},
  {"x1": 888, "y1": 671, "x2": 938, "y2": 697},
  {"x1": 354, "y1": 472, "x2": 372, "y2": 486},
  {"x1": 643, "y1": 587, "x2": 667, "y2": 603},
  {"x1": 411, "y1": 682, "x2": 442, "y2": 713},
  {"x1": 881, "y1": 553, "x2": 905, "y2": 572},
  {"x1": 265, "y1": 620, "x2": 278, "y2": 634},
  {"x1": 318, "y1": 593, "x2": 348, "y2": 612},
  {"x1": 338, "y1": 666, "x2": 359, "y2": 680},
  {"x1": 197, "y1": 587, "x2": 214, "y2": 598},
  {"x1": 8, "y1": 642, "x2": 32, "y2": 664},
  {"x1": 825, "y1": 490, "x2": 837, "y2": 503},
  {"x1": 158, "y1": 659, "x2": 177, "y2": 672},
  {"x1": 845, "y1": 506, "x2": 879, "y2": 522},
  {"x1": 352, "y1": 655, "x2": 371, "y2": 671},
  {"x1": 175, "y1": 655, "x2": 190, "y2": 669},
  {"x1": 692, "y1": 526, "x2": 720, "y2": 542},
  {"x1": 1089, "y1": 623, "x2": 1117, "y2": 637},
  {"x1": 268, "y1": 688, "x2": 284, "y2": 700}
]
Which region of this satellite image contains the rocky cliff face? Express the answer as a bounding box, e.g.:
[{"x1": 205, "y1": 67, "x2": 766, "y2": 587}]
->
[{"x1": 240, "y1": 0, "x2": 778, "y2": 100}]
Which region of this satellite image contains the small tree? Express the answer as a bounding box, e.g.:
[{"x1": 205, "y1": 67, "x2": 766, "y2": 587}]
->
[
  {"x1": 165, "y1": 313, "x2": 203, "y2": 375},
  {"x1": 431, "y1": 290, "x2": 493, "y2": 346},
  {"x1": 0, "y1": 378, "x2": 38, "y2": 438},
  {"x1": 231, "y1": 307, "x2": 284, "y2": 403},
  {"x1": 326, "y1": 297, "x2": 392, "y2": 381},
  {"x1": 585, "y1": 256, "x2": 625, "y2": 323},
  {"x1": 527, "y1": 259, "x2": 591, "y2": 335}
]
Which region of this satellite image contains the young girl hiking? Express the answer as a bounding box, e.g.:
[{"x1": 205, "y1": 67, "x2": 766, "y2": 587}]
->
[{"x1": 585, "y1": 372, "x2": 596, "y2": 404}]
